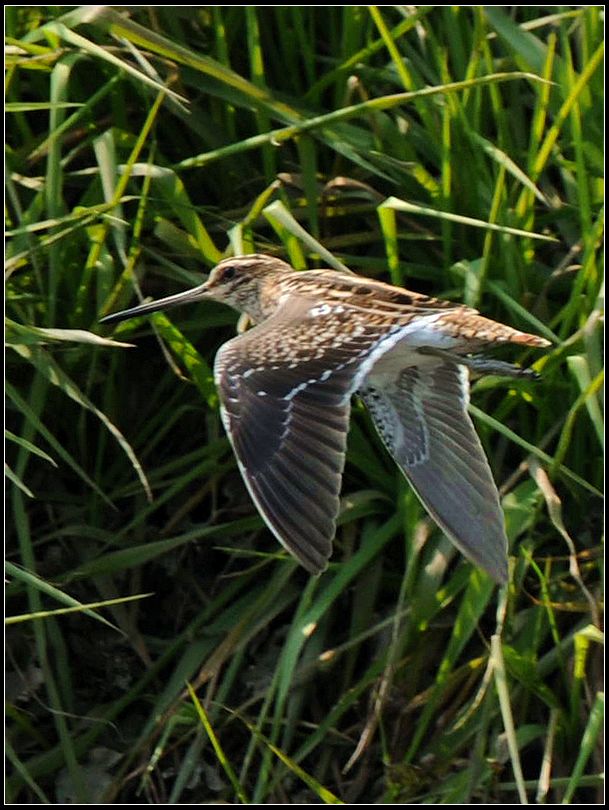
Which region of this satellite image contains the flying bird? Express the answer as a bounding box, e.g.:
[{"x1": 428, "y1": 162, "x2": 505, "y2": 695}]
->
[{"x1": 101, "y1": 254, "x2": 550, "y2": 583}]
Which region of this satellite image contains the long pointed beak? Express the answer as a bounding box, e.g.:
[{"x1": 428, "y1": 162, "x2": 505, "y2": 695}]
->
[{"x1": 99, "y1": 283, "x2": 209, "y2": 325}]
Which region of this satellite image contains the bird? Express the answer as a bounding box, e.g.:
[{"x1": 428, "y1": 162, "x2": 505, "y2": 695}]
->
[{"x1": 100, "y1": 253, "x2": 550, "y2": 583}]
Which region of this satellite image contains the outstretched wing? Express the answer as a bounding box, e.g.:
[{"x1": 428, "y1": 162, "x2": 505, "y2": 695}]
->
[
  {"x1": 214, "y1": 296, "x2": 397, "y2": 573},
  {"x1": 361, "y1": 359, "x2": 508, "y2": 583}
]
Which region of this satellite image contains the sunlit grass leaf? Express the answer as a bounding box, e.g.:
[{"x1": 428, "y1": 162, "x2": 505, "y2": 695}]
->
[
  {"x1": 380, "y1": 197, "x2": 557, "y2": 242},
  {"x1": 122, "y1": 164, "x2": 222, "y2": 265},
  {"x1": 567, "y1": 355, "x2": 604, "y2": 449},
  {"x1": 187, "y1": 685, "x2": 249, "y2": 803},
  {"x1": 466, "y1": 131, "x2": 548, "y2": 204},
  {"x1": 6, "y1": 101, "x2": 82, "y2": 112},
  {"x1": 147, "y1": 313, "x2": 217, "y2": 407},
  {"x1": 6, "y1": 585, "x2": 152, "y2": 628},
  {"x1": 263, "y1": 200, "x2": 351, "y2": 272},
  {"x1": 234, "y1": 708, "x2": 344, "y2": 804},
  {"x1": 5, "y1": 560, "x2": 129, "y2": 630},
  {"x1": 6, "y1": 320, "x2": 134, "y2": 348},
  {"x1": 34, "y1": 21, "x2": 188, "y2": 106}
]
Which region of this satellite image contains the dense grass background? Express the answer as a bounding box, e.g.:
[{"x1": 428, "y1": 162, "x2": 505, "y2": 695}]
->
[{"x1": 5, "y1": 6, "x2": 603, "y2": 804}]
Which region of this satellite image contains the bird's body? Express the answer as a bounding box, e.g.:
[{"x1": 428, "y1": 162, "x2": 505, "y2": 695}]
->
[{"x1": 101, "y1": 254, "x2": 550, "y2": 583}]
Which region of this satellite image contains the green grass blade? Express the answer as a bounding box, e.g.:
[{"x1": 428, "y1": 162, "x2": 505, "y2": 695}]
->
[
  {"x1": 10, "y1": 344, "x2": 152, "y2": 502},
  {"x1": 237, "y1": 710, "x2": 344, "y2": 804},
  {"x1": 380, "y1": 196, "x2": 557, "y2": 242},
  {"x1": 187, "y1": 684, "x2": 249, "y2": 803},
  {"x1": 561, "y1": 691, "x2": 604, "y2": 804},
  {"x1": 491, "y1": 635, "x2": 528, "y2": 804}
]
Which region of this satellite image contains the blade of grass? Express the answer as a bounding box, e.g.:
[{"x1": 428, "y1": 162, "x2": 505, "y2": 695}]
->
[
  {"x1": 404, "y1": 569, "x2": 497, "y2": 763},
  {"x1": 10, "y1": 344, "x2": 152, "y2": 502},
  {"x1": 561, "y1": 692, "x2": 604, "y2": 804},
  {"x1": 263, "y1": 200, "x2": 351, "y2": 272},
  {"x1": 187, "y1": 683, "x2": 249, "y2": 803},
  {"x1": 177, "y1": 73, "x2": 548, "y2": 170},
  {"x1": 469, "y1": 404, "x2": 602, "y2": 499},
  {"x1": 5, "y1": 741, "x2": 50, "y2": 804},
  {"x1": 491, "y1": 635, "x2": 528, "y2": 804},
  {"x1": 6, "y1": 381, "x2": 114, "y2": 506},
  {"x1": 5, "y1": 429, "x2": 57, "y2": 466},
  {"x1": 236, "y1": 709, "x2": 344, "y2": 804},
  {"x1": 76, "y1": 88, "x2": 169, "y2": 322},
  {"x1": 6, "y1": 320, "x2": 134, "y2": 348},
  {"x1": 37, "y1": 21, "x2": 187, "y2": 105},
  {"x1": 12, "y1": 485, "x2": 89, "y2": 802},
  {"x1": 6, "y1": 589, "x2": 152, "y2": 627},
  {"x1": 380, "y1": 197, "x2": 557, "y2": 242}
]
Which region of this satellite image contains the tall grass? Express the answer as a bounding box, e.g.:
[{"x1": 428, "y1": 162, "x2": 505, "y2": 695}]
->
[{"x1": 6, "y1": 6, "x2": 603, "y2": 803}]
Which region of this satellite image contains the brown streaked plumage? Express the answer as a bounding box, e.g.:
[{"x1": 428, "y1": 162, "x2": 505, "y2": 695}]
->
[{"x1": 101, "y1": 254, "x2": 551, "y2": 582}]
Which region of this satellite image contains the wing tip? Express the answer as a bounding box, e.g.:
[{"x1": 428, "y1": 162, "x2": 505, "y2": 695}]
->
[
  {"x1": 298, "y1": 555, "x2": 330, "y2": 576},
  {"x1": 451, "y1": 530, "x2": 508, "y2": 585},
  {"x1": 278, "y1": 532, "x2": 332, "y2": 575},
  {"x1": 483, "y1": 557, "x2": 508, "y2": 585}
]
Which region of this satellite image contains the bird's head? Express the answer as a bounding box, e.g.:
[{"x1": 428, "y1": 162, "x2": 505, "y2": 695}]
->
[{"x1": 99, "y1": 253, "x2": 292, "y2": 325}]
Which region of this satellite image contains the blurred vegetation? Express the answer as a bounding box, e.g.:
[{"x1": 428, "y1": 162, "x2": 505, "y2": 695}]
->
[{"x1": 5, "y1": 6, "x2": 603, "y2": 804}]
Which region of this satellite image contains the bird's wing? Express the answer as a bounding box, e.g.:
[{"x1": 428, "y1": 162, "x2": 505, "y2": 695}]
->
[
  {"x1": 214, "y1": 295, "x2": 399, "y2": 573},
  {"x1": 361, "y1": 359, "x2": 508, "y2": 583}
]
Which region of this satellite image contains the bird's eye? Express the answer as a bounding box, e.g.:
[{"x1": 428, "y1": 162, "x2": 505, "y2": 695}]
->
[{"x1": 222, "y1": 266, "x2": 236, "y2": 282}]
